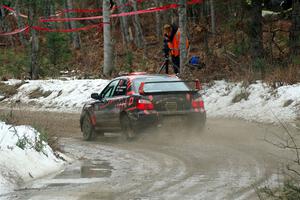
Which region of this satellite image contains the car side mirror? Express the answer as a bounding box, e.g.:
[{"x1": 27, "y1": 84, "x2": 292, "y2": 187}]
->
[{"x1": 91, "y1": 93, "x2": 101, "y2": 100}]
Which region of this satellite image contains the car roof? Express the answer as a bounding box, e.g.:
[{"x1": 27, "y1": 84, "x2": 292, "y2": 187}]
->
[{"x1": 116, "y1": 74, "x2": 180, "y2": 81}]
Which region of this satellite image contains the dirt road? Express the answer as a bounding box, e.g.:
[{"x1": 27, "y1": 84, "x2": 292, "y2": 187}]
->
[{"x1": 0, "y1": 109, "x2": 296, "y2": 200}]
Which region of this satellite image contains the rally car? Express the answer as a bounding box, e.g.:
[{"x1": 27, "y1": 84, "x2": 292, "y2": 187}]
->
[{"x1": 80, "y1": 73, "x2": 206, "y2": 141}]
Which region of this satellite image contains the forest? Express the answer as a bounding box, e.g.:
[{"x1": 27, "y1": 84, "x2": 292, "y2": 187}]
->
[{"x1": 0, "y1": 0, "x2": 299, "y2": 85}]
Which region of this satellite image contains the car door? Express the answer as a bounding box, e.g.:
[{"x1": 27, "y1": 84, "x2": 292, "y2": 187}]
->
[
  {"x1": 110, "y1": 79, "x2": 129, "y2": 128},
  {"x1": 94, "y1": 79, "x2": 120, "y2": 130}
]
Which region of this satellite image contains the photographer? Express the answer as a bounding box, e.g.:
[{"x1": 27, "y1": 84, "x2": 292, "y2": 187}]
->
[{"x1": 163, "y1": 24, "x2": 189, "y2": 74}]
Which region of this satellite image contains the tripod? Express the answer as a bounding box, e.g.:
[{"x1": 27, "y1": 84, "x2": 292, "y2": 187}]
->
[{"x1": 157, "y1": 55, "x2": 180, "y2": 74}]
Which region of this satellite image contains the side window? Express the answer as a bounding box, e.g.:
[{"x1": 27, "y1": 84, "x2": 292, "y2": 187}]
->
[
  {"x1": 101, "y1": 80, "x2": 119, "y2": 98},
  {"x1": 113, "y1": 79, "x2": 128, "y2": 96}
]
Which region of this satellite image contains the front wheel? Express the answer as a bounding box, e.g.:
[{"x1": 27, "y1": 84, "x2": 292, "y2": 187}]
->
[
  {"x1": 121, "y1": 115, "x2": 137, "y2": 140},
  {"x1": 82, "y1": 114, "x2": 95, "y2": 141}
]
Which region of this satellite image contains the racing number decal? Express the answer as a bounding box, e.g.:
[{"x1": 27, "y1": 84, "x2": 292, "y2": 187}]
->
[{"x1": 116, "y1": 99, "x2": 128, "y2": 110}]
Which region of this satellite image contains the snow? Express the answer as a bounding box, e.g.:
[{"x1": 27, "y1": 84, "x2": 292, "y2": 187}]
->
[
  {"x1": 0, "y1": 78, "x2": 298, "y2": 197},
  {"x1": 202, "y1": 81, "x2": 300, "y2": 123},
  {"x1": 0, "y1": 122, "x2": 65, "y2": 195},
  {"x1": 4, "y1": 79, "x2": 109, "y2": 113},
  {"x1": 1, "y1": 78, "x2": 299, "y2": 123}
]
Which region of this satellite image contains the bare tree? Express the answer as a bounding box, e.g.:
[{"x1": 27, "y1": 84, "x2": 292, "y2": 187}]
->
[
  {"x1": 0, "y1": 6, "x2": 6, "y2": 32},
  {"x1": 28, "y1": 2, "x2": 39, "y2": 80},
  {"x1": 209, "y1": 0, "x2": 216, "y2": 36},
  {"x1": 66, "y1": 0, "x2": 81, "y2": 49},
  {"x1": 154, "y1": 0, "x2": 162, "y2": 40},
  {"x1": 179, "y1": 0, "x2": 187, "y2": 74},
  {"x1": 290, "y1": 0, "x2": 300, "y2": 56},
  {"x1": 248, "y1": 0, "x2": 264, "y2": 59},
  {"x1": 0, "y1": 6, "x2": 14, "y2": 46},
  {"x1": 103, "y1": 0, "x2": 114, "y2": 76},
  {"x1": 115, "y1": 0, "x2": 131, "y2": 46},
  {"x1": 131, "y1": 0, "x2": 145, "y2": 49},
  {"x1": 15, "y1": 0, "x2": 28, "y2": 46}
]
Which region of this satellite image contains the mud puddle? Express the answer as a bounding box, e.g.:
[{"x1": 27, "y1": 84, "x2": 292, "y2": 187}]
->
[
  {"x1": 24, "y1": 159, "x2": 114, "y2": 190},
  {"x1": 55, "y1": 159, "x2": 113, "y2": 179}
]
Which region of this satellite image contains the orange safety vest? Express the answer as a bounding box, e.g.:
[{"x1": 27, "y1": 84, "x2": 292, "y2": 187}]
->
[{"x1": 168, "y1": 30, "x2": 189, "y2": 57}]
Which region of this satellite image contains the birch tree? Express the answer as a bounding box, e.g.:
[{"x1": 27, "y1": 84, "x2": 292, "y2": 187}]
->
[
  {"x1": 179, "y1": 0, "x2": 187, "y2": 74},
  {"x1": 103, "y1": 0, "x2": 114, "y2": 76}
]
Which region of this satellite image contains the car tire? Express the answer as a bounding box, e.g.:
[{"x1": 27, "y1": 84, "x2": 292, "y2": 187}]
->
[
  {"x1": 120, "y1": 115, "x2": 137, "y2": 140},
  {"x1": 82, "y1": 114, "x2": 95, "y2": 141}
]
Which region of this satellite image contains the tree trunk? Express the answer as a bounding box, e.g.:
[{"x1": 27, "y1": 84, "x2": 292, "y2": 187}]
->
[
  {"x1": 154, "y1": 0, "x2": 162, "y2": 40},
  {"x1": 0, "y1": 7, "x2": 14, "y2": 46},
  {"x1": 15, "y1": 0, "x2": 28, "y2": 46},
  {"x1": 179, "y1": 0, "x2": 187, "y2": 74},
  {"x1": 44, "y1": 0, "x2": 51, "y2": 18},
  {"x1": 0, "y1": 7, "x2": 5, "y2": 31},
  {"x1": 248, "y1": 0, "x2": 264, "y2": 58},
  {"x1": 115, "y1": 0, "x2": 130, "y2": 46},
  {"x1": 66, "y1": 0, "x2": 81, "y2": 49},
  {"x1": 131, "y1": 0, "x2": 145, "y2": 49},
  {"x1": 103, "y1": 0, "x2": 114, "y2": 76},
  {"x1": 290, "y1": 0, "x2": 300, "y2": 56},
  {"x1": 29, "y1": 3, "x2": 39, "y2": 80},
  {"x1": 209, "y1": 0, "x2": 216, "y2": 36}
]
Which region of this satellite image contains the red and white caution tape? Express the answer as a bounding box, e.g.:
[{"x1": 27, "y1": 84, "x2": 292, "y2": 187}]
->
[
  {"x1": 0, "y1": 26, "x2": 29, "y2": 36},
  {"x1": 2, "y1": 5, "x2": 28, "y2": 18},
  {"x1": 0, "y1": 0, "x2": 203, "y2": 36},
  {"x1": 32, "y1": 23, "x2": 104, "y2": 33},
  {"x1": 0, "y1": 23, "x2": 105, "y2": 36},
  {"x1": 40, "y1": 0, "x2": 202, "y2": 23}
]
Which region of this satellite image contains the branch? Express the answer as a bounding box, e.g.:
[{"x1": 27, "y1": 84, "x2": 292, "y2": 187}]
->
[{"x1": 271, "y1": 110, "x2": 300, "y2": 165}]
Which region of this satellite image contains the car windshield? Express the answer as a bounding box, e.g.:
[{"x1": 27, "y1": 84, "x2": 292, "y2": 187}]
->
[{"x1": 133, "y1": 76, "x2": 191, "y2": 93}]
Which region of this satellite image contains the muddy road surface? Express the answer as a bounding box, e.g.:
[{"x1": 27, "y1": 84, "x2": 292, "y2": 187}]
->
[{"x1": 0, "y1": 109, "x2": 296, "y2": 200}]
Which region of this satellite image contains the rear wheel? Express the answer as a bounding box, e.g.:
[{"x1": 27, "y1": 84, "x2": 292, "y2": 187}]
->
[
  {"x1": 121, "y1": 115, "x2": 137, "y2": 140},
  {"x1": 82, "y1": 114, "x2": 95, "y2": 141}
]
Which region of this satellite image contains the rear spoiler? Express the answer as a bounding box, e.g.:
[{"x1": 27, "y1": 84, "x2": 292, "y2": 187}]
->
[{"x1": 138, "y1": 80, "x2": 202, "y2": 95}]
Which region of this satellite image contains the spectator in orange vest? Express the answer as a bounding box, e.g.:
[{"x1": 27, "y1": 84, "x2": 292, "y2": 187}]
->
[{"x1": 163, "y1": 24, "x2": 189, "y2": 74}]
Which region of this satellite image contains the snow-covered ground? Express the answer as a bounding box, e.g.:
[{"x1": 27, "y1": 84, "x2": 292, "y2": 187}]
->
[
  {"x1": 0, "y1": 78, "x2": 299, "y2": 196},
  {"x1": 0, "y1": 122, "x2": 66, "y2": 195},
  {"x1": 204, "y1": 81, "x2": 300, "y2": 124},
  {"x1": 1, "y1": 78, "x2": 299, "y2": 123},
  {"x1": 2, "y1": 79, "x2": 109, "y2": 113}
]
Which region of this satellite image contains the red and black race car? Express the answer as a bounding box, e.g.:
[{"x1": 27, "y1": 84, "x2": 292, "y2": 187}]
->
[{"x1": 80, "y1": 73, "x2": 206, "y2": 141}]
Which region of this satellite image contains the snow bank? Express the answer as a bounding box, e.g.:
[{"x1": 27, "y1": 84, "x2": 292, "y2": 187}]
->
[
  {"x1": 0, "y1": 122, "x2": 65, "y2": 195},
  {"x1": 203, "y1": 81, "x2": 300, "y2": 123},
  {"x1": 1, "y1": 79, "x2": 299, "y2": 123},
  {"x1": 5, "y1": 79, "x2": 109, "y2": 112}
]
